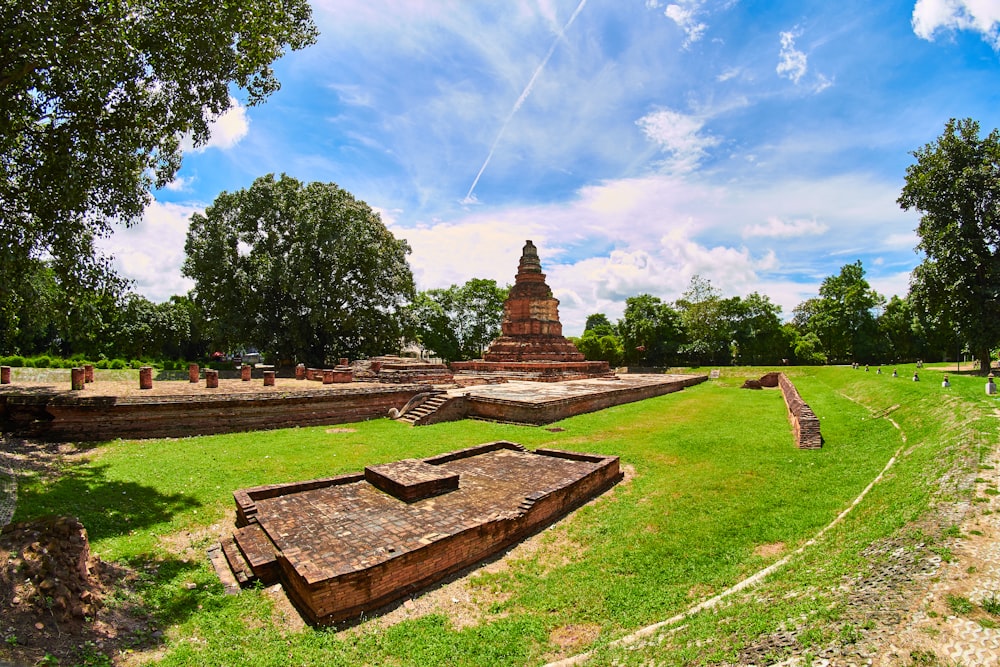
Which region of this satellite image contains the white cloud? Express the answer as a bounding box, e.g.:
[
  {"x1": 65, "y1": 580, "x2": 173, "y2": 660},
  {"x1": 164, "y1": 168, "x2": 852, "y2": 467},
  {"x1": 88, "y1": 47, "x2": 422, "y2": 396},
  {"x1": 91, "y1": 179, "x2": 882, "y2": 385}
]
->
[
  {"x1": 636, "y1": 109, "x2": 720, "y2": 172},
  {"x1": 181, "y1": 97, "x2": 250, "y2": 153},
  {"x1": 665, "y1": 1, "x2": 708, "y2": 47},
  {"x1": 912, "y1": 0, "x2": 1000, "y2": 49},
  {"x1": 743, "y1": 216, "x2": 829, "y2": 238},
  {"x1": 163, "y1": 175, "x2": 194, "y2": 192},
  {"x1": 98, "y1": 199, "x2": 201, "y2": 302},
  {"x1": 884, "y1": 231, "x2": 920, "y2": 249},
  {"x1": 777, "y1": 30, "x2": 808, "y2": 83}
]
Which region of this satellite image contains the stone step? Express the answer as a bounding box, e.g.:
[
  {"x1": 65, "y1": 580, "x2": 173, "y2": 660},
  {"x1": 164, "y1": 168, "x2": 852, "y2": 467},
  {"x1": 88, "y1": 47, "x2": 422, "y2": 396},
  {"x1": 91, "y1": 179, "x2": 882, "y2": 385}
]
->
[
  {"x1": 207, "y1": 543, "x2": 241, "y2": 595},
  {"x1": 220, "y1": 535, "x2": 254, "y2": 585},
  {"x1": 233, "y1": 523, "x2": 281, "y2": 585}
]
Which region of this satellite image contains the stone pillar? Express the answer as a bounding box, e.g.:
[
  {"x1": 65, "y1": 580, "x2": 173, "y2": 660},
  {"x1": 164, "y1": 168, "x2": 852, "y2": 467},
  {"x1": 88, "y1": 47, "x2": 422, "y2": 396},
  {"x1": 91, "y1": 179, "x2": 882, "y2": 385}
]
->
[
  {"x1": 295, "y1": 363, "x2": 306, "y2": 380},
  {"x1": 0, "y1": 366, "x2": 10, "y2": 384},
  {"x1": 189, "y1": 363, "x2": 200, "y2": 383},
  {"x1": 322, "y1": 369, "x2": 334, "y2": 384},
  {"x1": 263, "y1": 370, "x2": 276, "y2": 386},
  {"x1": 139, "y1": 366, "x2": 153, "y2": 390},
  {"x1": 206, "y1": 369, "x2": 219, "y2": 389},
  {"x1": 988, "y1": 374, "x2": 996, "y2": 396},
  {"x1": 71, "y1": 367, "x2": 85, "y2": 390},
  {"x1": 241, "y1": 364, "x2": 251, "y2": 381},
  {"x1": 83, "y1": 364, "x2": 94, "y2": 383}
]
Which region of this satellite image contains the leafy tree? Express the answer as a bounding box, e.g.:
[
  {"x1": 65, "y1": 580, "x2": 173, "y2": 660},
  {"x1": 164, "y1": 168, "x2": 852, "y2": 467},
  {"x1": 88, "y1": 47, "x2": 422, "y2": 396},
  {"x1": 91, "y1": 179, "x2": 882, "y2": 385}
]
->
[
  {"x1": 675, "y1": 276, "x2": 732, "y2": 365},
  {"x1": 110, "y1": 294, "x2": 194, "y2": 361},
  {"x1": 0, "y1": 0, "x2": 317, "y2": 306},
  {"x1": 898, "y1": 118, "x2": 1000, "y2": 373},
  {"x1": 184, "y1": 174, "x2": 414, "y2": 366},
  {"x1": 794, "y1": 261, "x2": 884, "y2": 363},
  {"x1": 617, "y1": 294, "x2": 683, "y2": 366},
  {"x1": 877, "y1": 295, "x2": 922, "y2": 363},
  {"x1": 729, "y1": 292, "x2": 789, "y2": 365},
  {"x1": 584, "y1": 313, "x2": 615, "y2": 336},
  {"x1": 409, "y1": 279, "x2": 508, "y2": 361}
]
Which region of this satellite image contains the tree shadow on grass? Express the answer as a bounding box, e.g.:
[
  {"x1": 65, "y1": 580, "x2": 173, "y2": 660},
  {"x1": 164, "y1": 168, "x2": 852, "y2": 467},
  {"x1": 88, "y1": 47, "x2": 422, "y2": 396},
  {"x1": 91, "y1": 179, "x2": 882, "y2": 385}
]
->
[
  {"x1": 5, "y1": 438, "x2": 200, "y2": 542},
  {"x1": 0, "y1": 437, "x2": 229, "y2": 666}
]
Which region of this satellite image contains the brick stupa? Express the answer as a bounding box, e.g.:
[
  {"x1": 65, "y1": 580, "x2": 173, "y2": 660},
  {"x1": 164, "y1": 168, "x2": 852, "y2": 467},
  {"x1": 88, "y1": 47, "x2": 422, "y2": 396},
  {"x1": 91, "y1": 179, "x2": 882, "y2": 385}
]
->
[{"x1": 450, "y1": 241, "x2": 614, "y2": 381}]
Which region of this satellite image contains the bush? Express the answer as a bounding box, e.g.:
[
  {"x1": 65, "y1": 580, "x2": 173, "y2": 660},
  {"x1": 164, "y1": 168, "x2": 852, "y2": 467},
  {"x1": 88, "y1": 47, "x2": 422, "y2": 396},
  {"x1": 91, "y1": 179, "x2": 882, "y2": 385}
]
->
[
  {"x1": 1, "y1": 356, "x2": 25, "y2": 367},
  {"x1": 96, "y1": 359, "x2": 110, "y2": 369},
  {"x1": 109, "y1": 359, "x2": 127, "y2": 370},
  {"x1": 32, "y1": 356, "x2": 52, "y2": 368}
]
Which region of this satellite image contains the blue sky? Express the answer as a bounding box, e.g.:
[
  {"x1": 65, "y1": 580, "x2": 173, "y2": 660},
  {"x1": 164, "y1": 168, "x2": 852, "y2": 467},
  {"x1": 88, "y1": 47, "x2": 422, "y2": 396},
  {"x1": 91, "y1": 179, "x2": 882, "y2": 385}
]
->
[{"x1": 100, "y1": 0, "x2": 1000, "y2": 335}]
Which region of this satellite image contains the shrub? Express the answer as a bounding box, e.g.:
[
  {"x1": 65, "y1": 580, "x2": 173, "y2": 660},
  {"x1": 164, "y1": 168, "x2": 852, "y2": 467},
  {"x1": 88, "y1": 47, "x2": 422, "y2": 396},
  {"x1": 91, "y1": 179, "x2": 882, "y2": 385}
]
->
[
  {"x1": 109, "y1": 359, "x2": 127, "y2": 370},
  {"x1": 96, "y1": 359, "x2": 110, "y2": 369},
  {"x1": 1, "y1": 356, "x2": 25, "y2": 367},
  {"x1": 32, "y1": 356, "x2": 52, "y2": 368}
]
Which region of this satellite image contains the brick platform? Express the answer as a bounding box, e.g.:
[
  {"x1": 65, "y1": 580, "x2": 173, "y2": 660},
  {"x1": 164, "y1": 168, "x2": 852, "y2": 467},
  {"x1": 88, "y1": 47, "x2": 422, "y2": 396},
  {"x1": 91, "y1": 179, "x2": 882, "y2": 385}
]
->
[{"x1": 217, "y1": 441, "x2": 622, "y2": 625}]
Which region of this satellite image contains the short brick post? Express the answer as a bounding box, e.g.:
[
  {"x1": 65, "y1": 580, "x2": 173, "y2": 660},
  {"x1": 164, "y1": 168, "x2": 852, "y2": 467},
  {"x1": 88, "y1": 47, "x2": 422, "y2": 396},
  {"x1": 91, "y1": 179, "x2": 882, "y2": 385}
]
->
[
  {"x1": 370, "y1": 361, "x2": 383, "y2": 374},
  {"x1": 295, "y1": 363, "x2": 306, "y2": 380},
  {"x1": 339, "y1": 358, "x2": 349, "y2": 367},
  {"x1": 323, "y1": 369, "x2": 334, "y2": 384},
  {"x1": 206, "y1": 369, "x2": 219, "y2": 388},
  {"x1": 83, "y1": 364, "x2": 94, "y2": 383},
  {"x1": 0, "y1": 366, "x2": 10, "y2": 384},
  {"x1": 188, "y1": 363, "x2": 200, "y2": 383},
  {"x1": 241, "y1": 364, "x2": 252, "y2": 381},
  {"x1": 71, "y1": 367, "x2": 85, "y2": 390},
  {"x1": 263, "y1": 370, "x2": 276, "y2": 386},
  {"x1": 139, "y1": 366, "x2": 153, "y2": 390}
]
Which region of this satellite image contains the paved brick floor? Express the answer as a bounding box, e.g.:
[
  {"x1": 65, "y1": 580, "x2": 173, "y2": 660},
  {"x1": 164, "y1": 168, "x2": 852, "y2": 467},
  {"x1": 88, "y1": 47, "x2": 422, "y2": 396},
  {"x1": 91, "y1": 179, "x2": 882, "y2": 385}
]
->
[{"x1": 257, "y1": 448, "x2": 603, "y2": 583}]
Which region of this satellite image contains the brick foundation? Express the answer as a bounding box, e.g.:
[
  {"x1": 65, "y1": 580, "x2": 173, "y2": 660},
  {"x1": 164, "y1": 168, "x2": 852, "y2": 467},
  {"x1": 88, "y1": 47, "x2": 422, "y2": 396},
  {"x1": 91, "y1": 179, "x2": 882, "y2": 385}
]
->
[
  {"x1": 0, "y1": 385, "x2": 430, "y2": 441},
  {"x1": 222, "y1": 441, "x2": 622, "y2": 625}
]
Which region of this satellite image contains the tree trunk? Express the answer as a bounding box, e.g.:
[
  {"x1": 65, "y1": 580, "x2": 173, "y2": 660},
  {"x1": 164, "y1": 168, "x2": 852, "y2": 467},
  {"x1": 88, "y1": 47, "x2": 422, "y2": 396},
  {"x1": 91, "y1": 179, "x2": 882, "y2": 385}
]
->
[{"x1": 977, "y1": 345, "x2": 994, "y2": 376}]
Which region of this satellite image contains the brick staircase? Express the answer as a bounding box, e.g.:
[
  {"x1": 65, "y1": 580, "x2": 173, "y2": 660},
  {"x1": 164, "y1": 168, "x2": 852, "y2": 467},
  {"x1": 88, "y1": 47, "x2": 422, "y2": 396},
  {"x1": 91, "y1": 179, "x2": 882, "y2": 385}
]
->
[
  {"x1": 394, "y1": 391, "x2": 450, "y2": 425},
  {"x1": 208, "y1": 522, "x2": 280, "y2": 595}
]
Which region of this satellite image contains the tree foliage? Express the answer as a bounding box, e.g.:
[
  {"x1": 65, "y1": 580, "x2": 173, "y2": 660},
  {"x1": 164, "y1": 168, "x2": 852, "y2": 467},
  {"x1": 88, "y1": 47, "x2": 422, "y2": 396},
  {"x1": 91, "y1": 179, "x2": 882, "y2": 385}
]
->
[
  {"x1": 409, "y1": 279, "x2": 508, "y2": 362},
  {"x1": 617, "y1": 294, "x2": 683, "y2": 366},
  {"x1": 184, "y1": 174, "x2": 414, "y2": 366},
  {"x1": 0, "y1": 0, "x2": 317, "y2": 301},
  {"x1": 899, "y1": 117, "x2": 1000, "y2": 373},
  {"x1": 794, "y1": 261, "x2": 883, "y2": 363}
]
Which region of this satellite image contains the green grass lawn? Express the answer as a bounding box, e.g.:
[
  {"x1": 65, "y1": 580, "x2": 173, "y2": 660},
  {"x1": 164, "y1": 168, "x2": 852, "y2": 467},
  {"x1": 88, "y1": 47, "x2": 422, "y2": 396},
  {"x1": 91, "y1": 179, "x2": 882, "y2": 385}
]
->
[{"x1": 9, "y1": 364, "x2": 998, "y2": 665}]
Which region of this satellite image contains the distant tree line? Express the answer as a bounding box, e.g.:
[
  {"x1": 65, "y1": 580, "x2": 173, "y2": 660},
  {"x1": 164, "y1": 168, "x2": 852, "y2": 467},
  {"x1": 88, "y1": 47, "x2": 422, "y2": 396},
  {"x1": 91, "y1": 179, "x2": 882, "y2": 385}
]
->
[{"x1": 2, "y1": 119, "x2": 998, "y2": 372}]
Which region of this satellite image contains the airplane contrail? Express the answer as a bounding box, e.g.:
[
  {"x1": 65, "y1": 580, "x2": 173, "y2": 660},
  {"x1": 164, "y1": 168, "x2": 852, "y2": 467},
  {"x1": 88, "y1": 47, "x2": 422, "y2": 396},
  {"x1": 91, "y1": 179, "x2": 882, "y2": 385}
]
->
[{"x1": 463, "y1": 0, "x2": 589, "y2": 204}]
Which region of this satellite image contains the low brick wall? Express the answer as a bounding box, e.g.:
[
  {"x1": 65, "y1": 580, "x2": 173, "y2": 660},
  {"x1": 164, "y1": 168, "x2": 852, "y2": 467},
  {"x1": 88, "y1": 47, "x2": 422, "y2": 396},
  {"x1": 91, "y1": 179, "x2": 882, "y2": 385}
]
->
[
  {"x1": 0, "y1": 386, "x2": 430, "y2": 441},
  {"x1": 777, "y1": 373, "x2": 822, "y2": 449}
]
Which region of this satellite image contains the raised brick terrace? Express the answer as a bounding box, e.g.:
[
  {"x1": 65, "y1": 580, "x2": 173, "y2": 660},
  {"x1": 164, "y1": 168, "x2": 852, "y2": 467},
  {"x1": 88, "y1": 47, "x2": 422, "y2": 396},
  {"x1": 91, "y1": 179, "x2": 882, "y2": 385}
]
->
[{"x1": 215, "y1": 441, "x2": 622, "y2": 625}]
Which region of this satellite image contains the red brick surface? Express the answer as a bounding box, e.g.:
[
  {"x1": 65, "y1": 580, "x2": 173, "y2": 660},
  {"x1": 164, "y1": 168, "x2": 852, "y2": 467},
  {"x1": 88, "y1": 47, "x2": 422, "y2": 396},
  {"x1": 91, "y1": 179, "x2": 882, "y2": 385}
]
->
[{"x1": 223, "y1": 441, "x2": 622, "y2": 624}]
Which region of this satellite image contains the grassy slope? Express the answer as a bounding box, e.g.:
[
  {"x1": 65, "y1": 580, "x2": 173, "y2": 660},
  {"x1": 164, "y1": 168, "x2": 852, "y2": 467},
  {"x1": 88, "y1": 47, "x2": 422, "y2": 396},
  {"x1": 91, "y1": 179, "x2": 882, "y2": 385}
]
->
[{"x1": 10, "y1": 365, "x2": 997, "y2": 665}]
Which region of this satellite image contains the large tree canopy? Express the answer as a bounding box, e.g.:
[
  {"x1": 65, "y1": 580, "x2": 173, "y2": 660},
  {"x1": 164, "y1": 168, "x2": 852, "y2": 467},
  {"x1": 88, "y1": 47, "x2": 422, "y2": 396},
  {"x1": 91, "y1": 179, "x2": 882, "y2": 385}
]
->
[
  {"x1": 408, "y1": 279, "x2": 508, "y2": 362},
  {"x1": 899, "y1": 118, "x2": 1000, "y2": 373},
  {"x1": 0, "y1": 0, "x2": 317, "y2": 296},
  {"x1": 183, "y1": 175, "x2": 415, "y2": 366}
]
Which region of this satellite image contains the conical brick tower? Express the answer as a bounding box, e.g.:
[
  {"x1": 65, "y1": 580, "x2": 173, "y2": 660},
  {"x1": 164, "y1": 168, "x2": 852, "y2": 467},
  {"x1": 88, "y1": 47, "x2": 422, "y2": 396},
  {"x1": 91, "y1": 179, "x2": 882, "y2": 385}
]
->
[
  {"x1": 483, "y1": 240, "x2": 585, "y2": 362},
  {"x1": 450, "y1": 241, "x2": 613, "y2": 381}
]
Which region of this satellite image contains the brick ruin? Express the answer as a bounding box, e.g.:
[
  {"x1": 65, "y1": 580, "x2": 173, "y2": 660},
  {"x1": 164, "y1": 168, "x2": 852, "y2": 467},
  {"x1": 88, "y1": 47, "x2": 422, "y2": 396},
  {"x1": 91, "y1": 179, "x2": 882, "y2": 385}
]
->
[
  {"x1": 211, "y1": 441, "x2": 622, "y2": 625},
  {"x1": 777, "y1": 373, "x2": 823, "y2": 450},
  {"x1": 450, "y1": 241, "x2": 614, "y2": 381},
  {"x1": 743, "y1": 372, "x2": 822, "y2": 449}
]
